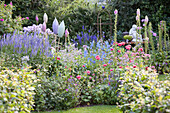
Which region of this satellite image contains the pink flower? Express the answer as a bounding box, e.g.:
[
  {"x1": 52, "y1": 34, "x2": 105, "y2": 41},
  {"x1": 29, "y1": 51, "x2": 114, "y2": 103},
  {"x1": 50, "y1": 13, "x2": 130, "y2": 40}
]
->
[
  {"x1": 86, "y1": 70, "x2": 91, "y2": 75},
  {"x1": 110, "y1": 69, "x2": 113, "y2": 71},
  {"x1": 119, "y1": 66, "x2": 123, "y2": 68},
  {"x1": 21, "y1": 18, "x2": 25, "y2": 20},
  {"x1": 0, "y1": 19, "x2": 4, "y2": 21},
  {"x1": 4, "y1": 4, "x2": 7, "y2": 7},
  {"x1": 136, "y1": 16, "x2": 139, "y2": 21},
  {"x1": 118, "y1": 50, "x2": 121, "y2": 53},
  {"x1": 118, "y1": 43, "x2": 122, "y2": 46},
  {"x1": 153, "y1": 33, "x2": 157, "y2": 37},
  {"x1": 65, "y1": 28, "x2": 69, "y2": 38},
  {"x1": 82, "y1": 65, "x2": 85, "y2": 67},
  {"x1": 95, "y1": 55, "x2": 100, "y2": 60},
  {"x1": 92, "y1": 74, "x2": 95, "y2": 76},
  {"x1": 138, "y1": 48, "x2": 143, "y2": 52},
  {"x1": 65, "y1": 66, "x2": 67, "y2": 68},
  {"x1": 125, "y1": 45, "x2": 131, "y2": 50},
  {"x1": 26, "y1": 17, "x2": 29, "y2": 20},
  {"x1": 133, "y1": 65, "x2": 137, "y2": 68},
  {"x1": 103, "y1": 64, "x2": 107, "y2": 67},
  {"x1": 114, "y1": 9, "x2": 118, "y2": 15},
  {"x1": 113, "y1": 42, "x2": 118, "y2": 45},
  {"x1": 35, "y1": 15, "x2": 39, "y2": 22},
  {"x1": 121, "y1": 42, "x2": 125, "y2": 46},
  {"x1": 66, "y1": 89, "x2": 68, "y2": 91},
  {"x1": 89, "y1": 77, "x2": 92, "y2": 79},
  {"x1": 145, "y1": 54, "x2": 150, "y2": 57},
  {"x1": 110, "y1": 48, "x2": 114, "y2": 51},
  {"x1": 143, "y1": 24, "x2": 145, "y2": 26},
  {"x1": 137, "y1": 9, "x2": 140, "y2": 16},
  {"x1": 136, "y1": 56, "x2": 140, "y2": 58},
  {"x1": 141, "y1": 19, "x2": 145, "y2": 22},
  {"x1": 76, "y1": 75, "x2": 81, "y2": 80},
  {"x1": 10, "y1": 1, "x2": 13, "y2": 6},
  {"x1": 129, "y1": 60, "x2": 132, "y2": 63},
  {"x1": 57, "y1": 57, "x2": 60, "y2": 60},
  {"x1": 151, "y1": 66, "x2": 155, "y2": 68},
  {"x1": 42, "y1": 22, "x2": 46, "y2": 32},
  {"x1": 75, "y1": 84, "x2": 77, "y2": 86}
]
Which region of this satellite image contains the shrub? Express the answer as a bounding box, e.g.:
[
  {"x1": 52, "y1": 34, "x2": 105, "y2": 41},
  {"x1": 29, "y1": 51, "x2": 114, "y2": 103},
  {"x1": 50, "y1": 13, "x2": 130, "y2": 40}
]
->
[
  {"x1": 34, "y1": 75, "x2": 80, "y2": 112},
  {"x1": 0, "y1": 1, "x2": 27, "y2": 35},
  {"x1": 117, "y1": 67, "x2": 170, "y2": 113},
  {"x1": 0, "y1": 67, "x2": 37, "y2": 113}
]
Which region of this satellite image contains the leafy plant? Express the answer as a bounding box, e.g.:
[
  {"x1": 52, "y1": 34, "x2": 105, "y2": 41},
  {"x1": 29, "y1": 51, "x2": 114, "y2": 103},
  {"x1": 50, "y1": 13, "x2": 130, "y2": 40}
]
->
[
  {"x1": 0, "y1": 67, "x2": 37, "y2": 113},
  {"x1": 117, "y1": 67, "x2": 170, "y2": 113},
  {"x1": 0, "y1": 1, "x2": 27, "y2": 35}
]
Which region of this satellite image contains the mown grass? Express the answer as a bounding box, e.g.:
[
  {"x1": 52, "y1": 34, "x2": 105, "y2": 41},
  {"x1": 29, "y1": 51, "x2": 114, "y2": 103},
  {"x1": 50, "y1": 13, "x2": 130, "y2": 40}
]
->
[{"x1": 32, "y1": 105, "x2": 122, "y2": 113}]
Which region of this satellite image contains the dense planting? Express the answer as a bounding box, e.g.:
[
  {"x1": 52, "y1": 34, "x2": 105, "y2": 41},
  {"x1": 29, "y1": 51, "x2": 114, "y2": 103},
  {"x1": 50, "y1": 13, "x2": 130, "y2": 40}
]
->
[{"x1": 0, "y1": 1, "x2": 170, "y2": 113}]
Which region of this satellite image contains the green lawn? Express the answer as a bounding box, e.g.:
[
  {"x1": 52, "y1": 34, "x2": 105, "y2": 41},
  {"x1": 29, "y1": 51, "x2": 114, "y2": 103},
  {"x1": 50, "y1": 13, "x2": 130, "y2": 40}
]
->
[{"x1": 32, "y1": 105, "x2": 122, "y2": 113}]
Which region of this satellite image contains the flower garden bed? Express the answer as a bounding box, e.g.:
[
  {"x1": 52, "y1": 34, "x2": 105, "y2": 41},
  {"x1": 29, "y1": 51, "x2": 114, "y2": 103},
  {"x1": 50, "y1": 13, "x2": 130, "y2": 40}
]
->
[{"x1": 0, "y1": 1, "x2": 170, "y2": 113}]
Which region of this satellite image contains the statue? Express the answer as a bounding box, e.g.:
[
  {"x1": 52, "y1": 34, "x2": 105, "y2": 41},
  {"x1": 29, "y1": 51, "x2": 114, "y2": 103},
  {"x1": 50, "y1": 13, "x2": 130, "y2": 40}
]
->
[{"x1": 129, "y1": 25, "x2": 143, "y2": 42}]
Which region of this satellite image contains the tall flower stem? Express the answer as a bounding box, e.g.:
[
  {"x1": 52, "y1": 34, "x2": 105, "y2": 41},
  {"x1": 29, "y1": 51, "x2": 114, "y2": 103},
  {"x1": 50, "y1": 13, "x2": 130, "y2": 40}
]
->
[
  {"x1": 148, "y1": 22, "x2": 155, "y2": 55},
  {"x1": 158, "y1": 24, "x2": 162, "y2": 52},
  {"x1": 55, "y1": 34, "x2": 57, "y2": 58},
  {"x1": 144, "y1": 23, "x2": 148, "y2": 53},
  {"x1": 113, "y1": 9, "x2": 118, "y2": 66}
]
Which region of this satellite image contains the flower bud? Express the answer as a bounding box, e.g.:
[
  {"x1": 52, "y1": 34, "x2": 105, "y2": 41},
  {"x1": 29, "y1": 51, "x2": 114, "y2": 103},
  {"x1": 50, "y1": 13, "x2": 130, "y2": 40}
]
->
[
  {"x1": 35, "y1": 15, "x2": 39, "y2": 22},
  {"x1": 43, "y1": 13, "x2": 48, "y2": 23},
  {"x1": 42, "y1": 22, "x2": 46, "y2": 32},
  {"x1": 65, "y1": 29, "x2": 69, "y2": 38},
  {"x1": 145, "y1": 15, "x2": 149, "y2": 23}
]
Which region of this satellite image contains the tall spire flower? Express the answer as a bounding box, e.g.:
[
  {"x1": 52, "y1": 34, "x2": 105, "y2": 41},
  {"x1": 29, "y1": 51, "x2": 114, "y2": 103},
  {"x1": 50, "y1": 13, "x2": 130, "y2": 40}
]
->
[{"x1": 137, "y1": 9, "x2": 140, "y2": 16}]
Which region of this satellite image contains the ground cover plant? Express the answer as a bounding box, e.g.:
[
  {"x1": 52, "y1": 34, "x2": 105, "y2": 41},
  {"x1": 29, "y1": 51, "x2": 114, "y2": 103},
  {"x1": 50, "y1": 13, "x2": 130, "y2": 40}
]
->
[{"x1": 0, "y1": 1, "x2": 170, "y2": 113}]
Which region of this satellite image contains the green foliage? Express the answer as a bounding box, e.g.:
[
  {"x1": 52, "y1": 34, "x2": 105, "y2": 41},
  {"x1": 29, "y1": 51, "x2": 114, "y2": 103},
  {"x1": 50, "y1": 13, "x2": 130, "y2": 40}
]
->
[
  {"x1": 34, "y1": 75, "x2": 80, "y2": 112},
  {"x1": 117, "y1": 68, "x2": 170, "y2": 113},
  {"x1": 108, "y1": 0, "x2": 170, "y2": 31},
  {"x1": 0, "y1": 1, "x2": 27, "y2": 35},
  {"x1": 0, "y1": 67, "x2": 37, "y2": 113},
  {"x1": 150, "y1": 50, "x2": 170, "y2": 74}
]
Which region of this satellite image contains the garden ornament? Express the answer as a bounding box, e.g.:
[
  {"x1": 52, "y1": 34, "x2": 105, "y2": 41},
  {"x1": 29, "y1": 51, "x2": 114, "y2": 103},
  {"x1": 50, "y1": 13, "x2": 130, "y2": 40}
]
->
[
  {"x1": 43, "y1": 13, "x2": 48, "y2": 23},
  {"x1": 52, "y1": 18, "x2": 59, "y2": 35},
  {"x1": 129, "y1": 24, "x2": 143, "y2": 42}
]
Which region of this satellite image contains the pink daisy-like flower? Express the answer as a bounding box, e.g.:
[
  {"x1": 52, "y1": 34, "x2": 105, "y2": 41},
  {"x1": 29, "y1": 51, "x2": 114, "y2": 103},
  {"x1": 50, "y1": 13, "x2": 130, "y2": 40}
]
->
[
  {"x1": 103, "y1": 64, "x2": 107, "y2": 67},
  {"x1": 76, "y1": 75, "x2": 81, "y2": 80},
  {"x1": 86, "y1": 70, "x2": 91, "y2": 75}
]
